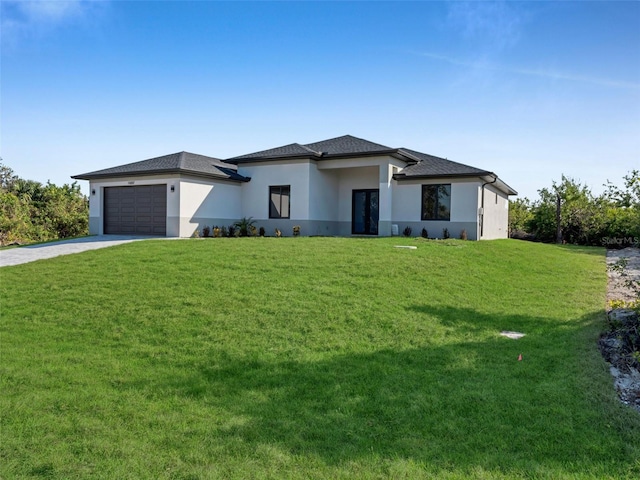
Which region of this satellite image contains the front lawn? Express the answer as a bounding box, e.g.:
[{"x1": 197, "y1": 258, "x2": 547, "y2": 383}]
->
[{"x1": 1, "y1": 238, "x2": 638, "y2": 479}]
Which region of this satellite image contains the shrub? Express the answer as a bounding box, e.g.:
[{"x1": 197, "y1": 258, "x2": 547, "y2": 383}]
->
[
  {"x1": 460, "y1": 229, "x2": 467, "y2": 240},
  {"x1": 220, "y1": 226, "x2": 228, "y2": 237},
  {"x1": 213, "y1": 226, "x2": 221, "y2": 238},
  {"x1": 421, "y1": 228, "x2": 428, "y2": 239},
  {"x1": 293, "y1": 225, "x2": 301, "y2": 236},
  {"x1": 234, "y1": 217, "x2": 256, "y2": 237},
  {"x1": 443, "y1": 228, "x2": 450, "y2": 239},
  {"x1": 403, "y1": 226, "x2": 412, "y2": 237},
  {"x1": 0, "y1": 163, "x2": 89, "y2": 245},
  {"x1": 202, "y1": 226, "x2": 211, "y2": 237},
  {"x1": 227, "y1": 225, "x2": 236, "y2": 237},
  {"x1": 275, "y1": 228, "x2": 282, "y2": 238},
  {"x1": 259, "y1": 226, "x2": 265, "y2": 237}
]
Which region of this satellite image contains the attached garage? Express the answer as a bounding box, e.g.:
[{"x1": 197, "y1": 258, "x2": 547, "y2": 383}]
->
[
  {"x1": 73, "y1": 151, "x2": 250, "y2": 237},
  {"x1": 104, "y1": 185, "x2": 167, "y2": 235}
]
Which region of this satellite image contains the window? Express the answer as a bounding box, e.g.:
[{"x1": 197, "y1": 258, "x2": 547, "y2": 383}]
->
[
  {"x1": 269, "y1": 185, "x2": 290, "y2": 219},
  {"x1": 421, "y1": 184, "x2": 451, "y2": 220}
]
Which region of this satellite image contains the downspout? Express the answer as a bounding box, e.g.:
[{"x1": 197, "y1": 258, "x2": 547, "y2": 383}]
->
[{"x1": 480, "y1": 175, "x2": 498, "y2": 239}]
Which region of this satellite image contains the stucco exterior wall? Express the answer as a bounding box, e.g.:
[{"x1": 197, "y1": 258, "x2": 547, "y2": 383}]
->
[
  {"x1": 86, "y1": 174, "x2": 243, "y2": 237},
  {"x1": 480, "y1": 184, "x2": 509, "y2": 239},
  {"x1": 237, "y1": 157, "x2": 405, "y2": 236},
  {"x1": 238, "y1": 161, "x2": 311, "y2": 221},
  {"x1": 307, "y1": 165, "x2": 339, "y2": 235},
  {"x1": 177, "y1": 178, "x2": 242, "y2": 237},
  {"x1": 391, "y1": 178, "x2": 481, "y2": 240}
]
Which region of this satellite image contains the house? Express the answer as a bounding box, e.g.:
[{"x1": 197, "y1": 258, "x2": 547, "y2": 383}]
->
[{"x1": 72, "y1": 135, "x2": 517, "y2": 240}]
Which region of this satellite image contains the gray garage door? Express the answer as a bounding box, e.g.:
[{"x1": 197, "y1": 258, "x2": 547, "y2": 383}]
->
[{"x1": 104, "y1": 185, "x2": 167, "y2": 235}]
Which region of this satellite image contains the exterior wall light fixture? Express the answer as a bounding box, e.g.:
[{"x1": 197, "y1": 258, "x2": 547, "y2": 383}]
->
[{"x1": 170, "y1": 185, "x2": 175, "y2": 192}]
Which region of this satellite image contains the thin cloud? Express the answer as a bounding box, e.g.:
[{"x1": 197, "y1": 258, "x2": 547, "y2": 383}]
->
[
  {"x1": 419, "y1": 52, "x2": 640, "y2": 90},
  {"x1": 447, "y1": 1, "x2": 524, "y2": 50},
  {"x1": 1, "y1": 1, "x2": 106, "y2": 45}
]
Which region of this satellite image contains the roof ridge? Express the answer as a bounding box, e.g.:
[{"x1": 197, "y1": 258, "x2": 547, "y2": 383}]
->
[
  {"x1": 303, "y1": 134, "x2": 394, "y2": 151},
  {"x1": 177, "y1": 151, "x2": 188, "y2": 169},
  {"x1": 299, "y1": 143, "x2": 322, "y2": 155}
]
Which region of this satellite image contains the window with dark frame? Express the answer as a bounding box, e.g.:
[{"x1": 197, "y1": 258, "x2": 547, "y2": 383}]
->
[
  {"x1": 269, "y1": 185, "x2": 290, "y2": 219},
  {"x1": 421, "y1": 184, "x2": 451, "y2": 220}
]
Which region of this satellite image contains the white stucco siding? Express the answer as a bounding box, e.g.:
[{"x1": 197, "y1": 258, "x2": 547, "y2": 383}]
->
[
  {"x1": 308, "y1": 164, "x2": 339, "y2": 221},
  {"x1": 87, "y1": 174, "x2": 177, "y2": 236},
  {"x1": 391, "y1": 182, "x2": 421, "y2": 222},
  {"x1": 238, "y1": 161, "x2": 311, "y2": 220},
  {"x1": 177, "y1": 178, "x2": 242, "y2": 237},
  {"x1": 178, "y1": 179, "x2": 241, "y2": 219},
  {"x1": 390, "y1": 179, "x2": 481, "y2": 239},
  {"x1": 450, "y1": 182, "x2": 481, "y2": 223},
  {"x1": 481, "y1": 185, "x2": 509, "y2": 239},
  {"x1": 391, "y1": 179, "x2": 480, "y2": 222}
]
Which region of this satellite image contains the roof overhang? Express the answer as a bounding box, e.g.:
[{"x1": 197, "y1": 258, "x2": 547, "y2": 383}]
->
[
  {"x1": 393, "y1": 172, "x2": 517, "y2": 196},
  {"x1": 71, "y1": 169, "x2": 251, "y2": 183},
  {"x1": 228, "y1": 149, "x2": 407, "y2": 165}
]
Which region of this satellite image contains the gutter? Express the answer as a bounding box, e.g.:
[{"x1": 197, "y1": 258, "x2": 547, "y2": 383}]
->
[{"x1": 480, "y1": 174, "x2": 498, "y2": 238}]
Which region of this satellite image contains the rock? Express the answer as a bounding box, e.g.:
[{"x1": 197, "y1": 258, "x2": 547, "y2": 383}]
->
[
  {"x1": 608, "y1": 308, "x2": 639, "y2": 327},
  {"x1": 600, "y1": 337, "x2": 622, "y2": 350}
]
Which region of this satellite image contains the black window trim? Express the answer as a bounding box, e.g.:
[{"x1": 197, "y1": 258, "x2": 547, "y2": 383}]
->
[{"x1": 269, "y1": 185, "x2": 291, "y2": 219}]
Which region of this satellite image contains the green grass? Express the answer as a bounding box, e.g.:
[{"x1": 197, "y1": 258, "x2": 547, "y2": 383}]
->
[{"x1": 1, "y1": 238, "x2": 639, "y2": 479}]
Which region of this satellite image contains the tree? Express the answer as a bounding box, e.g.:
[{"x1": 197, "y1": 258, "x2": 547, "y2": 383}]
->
[
  {"x1": 0, "y1": 162, "x2": 89, "y2": 245},
  {"x1": 513, "y1": 171, "x2": 638, "y2": 246},
  {"x1": 526, "y1": 176, "x2": 605, "y2": 245},
  {"x1": 508, "y1": 197, "x2": 533, "y2": 236}
]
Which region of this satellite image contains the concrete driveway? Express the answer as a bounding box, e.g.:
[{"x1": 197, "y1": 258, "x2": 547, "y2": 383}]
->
[{"x1": 0, "y1": 236, "x2": 160, "y2": 267}]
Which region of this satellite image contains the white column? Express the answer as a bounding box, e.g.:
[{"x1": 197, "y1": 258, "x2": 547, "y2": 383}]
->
[{"x1": 378, "y1": 163, "x2": 394, "y2": 236}]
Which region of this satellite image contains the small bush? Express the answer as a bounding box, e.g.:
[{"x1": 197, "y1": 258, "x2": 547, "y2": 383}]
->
[
  {"x1": 293, "y1": 225, "x2": 301, "y2": 237},
  {"x1": 202, "y1": 226, "x2": 211, "y2": 238},
  {"x1": 227, "y1": 225, "x2": 236, "y2": 237},
  {"x1": 403, "y1": 226, "x2": 412, "y2": 237},
  {"x1": 213, "y1": 226, "x2": 221, "y2": 238},
  {"x1": 259, "y1": 226, "x2": 266, "y2": 237},
  {"x1": 421, "y1": 228, "x2": 428, "y2": 239},
  {"x1": 234, "y1": 217, "x2": 256, "y2": 237},
  {"x1": 608, "y1": 299, "x2": 640, "y2": 312},
  {"x1": 460, "y1": 229, "x2": 467, "y2": 240},
  {"x1": 220, "y1": 226, "x2": 228, "y2": 237},
  {"x1": 275, "y1": 228, "x2": 282, "y2": 238},
  {"x1": 443, "y1": 228, "x2": 450, "y2": 239},
  {"x1": 191, "y1": 229, "x2": 200, "y2": 238}
]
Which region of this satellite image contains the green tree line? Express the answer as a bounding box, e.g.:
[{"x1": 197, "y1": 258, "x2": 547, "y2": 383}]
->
[
  {"x1": 0, "y1": 163, "x2": 88, "y2": 245},
  {"x1": 509, "y1": 171, "x2": 640, "y2": 247}
]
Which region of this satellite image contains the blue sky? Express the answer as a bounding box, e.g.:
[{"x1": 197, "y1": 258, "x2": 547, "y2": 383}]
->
[{"x1": 2, "y1": 0, "x2": 639, "y2": 200}]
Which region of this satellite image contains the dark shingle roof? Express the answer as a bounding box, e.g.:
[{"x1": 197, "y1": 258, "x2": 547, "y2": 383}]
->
[
  {"x1": 304, "y1": 135, "x2": 394, "y2": 155},
  {"x1": 72, "y1": 152, "x2": 249, "y2": 182},
  {"x1": 395, "y1": 148, "x2": 491, "y2": 177},
  {"x1": 230, "y1": 143, "x2": 319, "y2": 160},
  {"x1": 228, "y1": 135, "x2": 396, "y2": 162}
]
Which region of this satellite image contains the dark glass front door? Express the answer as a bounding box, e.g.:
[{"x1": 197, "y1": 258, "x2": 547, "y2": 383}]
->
[{"x1": 352, "y1": 189, "x2": 379, "y2": 235}]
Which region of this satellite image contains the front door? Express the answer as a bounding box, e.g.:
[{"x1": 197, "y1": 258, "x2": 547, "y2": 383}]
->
[{"x1": 352, "y1": 189, "x2": 379, "y2": 235}]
